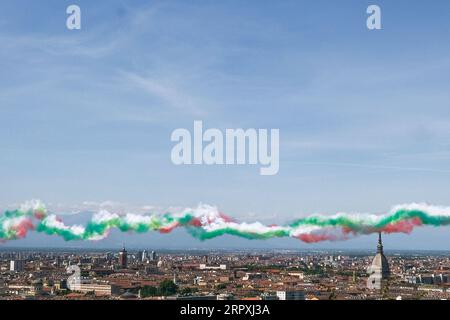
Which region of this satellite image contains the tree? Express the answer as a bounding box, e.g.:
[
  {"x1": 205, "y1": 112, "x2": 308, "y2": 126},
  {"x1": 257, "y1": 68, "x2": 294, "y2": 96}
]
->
[
  {"x1": 158, "y1": 280, "x2": 178, "y2": 296},
  {"x1": 179, "y1": 287, "x2": 198, "y2": 296},
  {"x1": 216, "y1": 283, "x2": 227, "y2": 290},
  {"x1": 140, "y1": 285, "x2": 158, "y2": 298}
]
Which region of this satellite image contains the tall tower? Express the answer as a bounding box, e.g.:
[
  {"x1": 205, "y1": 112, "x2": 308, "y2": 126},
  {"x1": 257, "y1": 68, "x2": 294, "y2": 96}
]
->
[
  {"x1": 118, "y1": 244, "x2": 128, "y2": 269},
  {"x1": 367, "y1": 233, "x2": 390, "y2": 290},
  {"x1": 149, "y1": 250, "x2": 157, "y2": 261}
]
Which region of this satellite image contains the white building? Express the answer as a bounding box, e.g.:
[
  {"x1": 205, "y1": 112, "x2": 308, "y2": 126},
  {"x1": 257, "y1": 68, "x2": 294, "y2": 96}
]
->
[
  {"x1": 68, "y1": 280, "x2": 112, "y2": 296},
  {"x1": 10, "y1": 260, "x2": 24, "y2": 272},
  {"x1": 199, "y1": 264, "x2": 227, "y2": 270}
]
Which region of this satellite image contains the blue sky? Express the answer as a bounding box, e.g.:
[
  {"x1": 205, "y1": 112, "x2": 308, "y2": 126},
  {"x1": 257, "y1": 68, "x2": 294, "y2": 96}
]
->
[{"x1": 1, "y1": 0, "x2": 450, "y2": 249}]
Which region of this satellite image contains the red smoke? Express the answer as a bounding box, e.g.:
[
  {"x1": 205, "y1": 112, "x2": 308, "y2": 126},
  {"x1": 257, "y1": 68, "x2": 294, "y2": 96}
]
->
[
  {"x1": 33, "y1": 210, "x2": 46, "y2": 220},
  {"x1": 159, "y1": 222, "x2": 179, "y2": 234},
  {"x1": 219, "y1": 213, "x2": 234, "y2": 223},
  {"x1": 381, "y1": 217, "x2": 422, "y2": 234},
  {"x1": 342, "y1": 226, "x2": 354, "y2": 235},
  {"x1": 12, "y1": 219, "x2": 35, "y2": 238},
  {"x1": 189, "y1": 218, "x2": 203, "y2": 227},
  {"x1": 295, "y1": 233, "x2": 337, "y2": 243}
]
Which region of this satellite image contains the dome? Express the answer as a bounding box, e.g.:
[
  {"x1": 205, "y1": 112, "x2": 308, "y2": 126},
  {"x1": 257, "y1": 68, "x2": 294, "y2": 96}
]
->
[{"x1": 368, "y1": 252, "x2": 390, "y2": 277}]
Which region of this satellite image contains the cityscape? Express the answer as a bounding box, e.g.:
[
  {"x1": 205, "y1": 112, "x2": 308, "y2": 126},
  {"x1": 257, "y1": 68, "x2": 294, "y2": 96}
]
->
[
  {"x1": 1, "y1": 0, "x2": 450, "y2": 309},
  {"x1": 1, "y1": 234, "x2": 449, "y2": 300}
]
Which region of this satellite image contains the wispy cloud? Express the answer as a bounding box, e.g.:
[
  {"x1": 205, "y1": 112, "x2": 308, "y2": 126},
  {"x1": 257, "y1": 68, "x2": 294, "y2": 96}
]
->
[{"x1": 121, "y1": 72, "x2": 209, "y2": 116}]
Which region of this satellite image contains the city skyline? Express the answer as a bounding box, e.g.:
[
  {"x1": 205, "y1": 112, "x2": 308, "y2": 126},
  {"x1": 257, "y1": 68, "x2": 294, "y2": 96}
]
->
[{"x1": 1, "y1": 237, "x2": 449, "y2": 301}]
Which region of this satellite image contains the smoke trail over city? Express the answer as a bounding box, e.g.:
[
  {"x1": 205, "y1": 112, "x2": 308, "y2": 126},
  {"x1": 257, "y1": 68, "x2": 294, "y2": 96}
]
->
[{"x1": 1, "y1": 200, "x2": 450, "y2": 243}]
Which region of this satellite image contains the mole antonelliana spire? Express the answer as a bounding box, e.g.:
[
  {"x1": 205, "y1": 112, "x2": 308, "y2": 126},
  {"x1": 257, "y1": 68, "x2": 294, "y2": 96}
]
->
[{"x1": 377, "y1": 232, "x2": 383, "y2": 254}]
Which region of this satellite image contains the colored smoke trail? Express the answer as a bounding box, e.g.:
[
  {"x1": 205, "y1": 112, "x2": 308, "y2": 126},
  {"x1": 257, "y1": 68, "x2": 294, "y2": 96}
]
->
[{"x1": 1, "y1": 200, "x2": 450, "y2": 243}]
